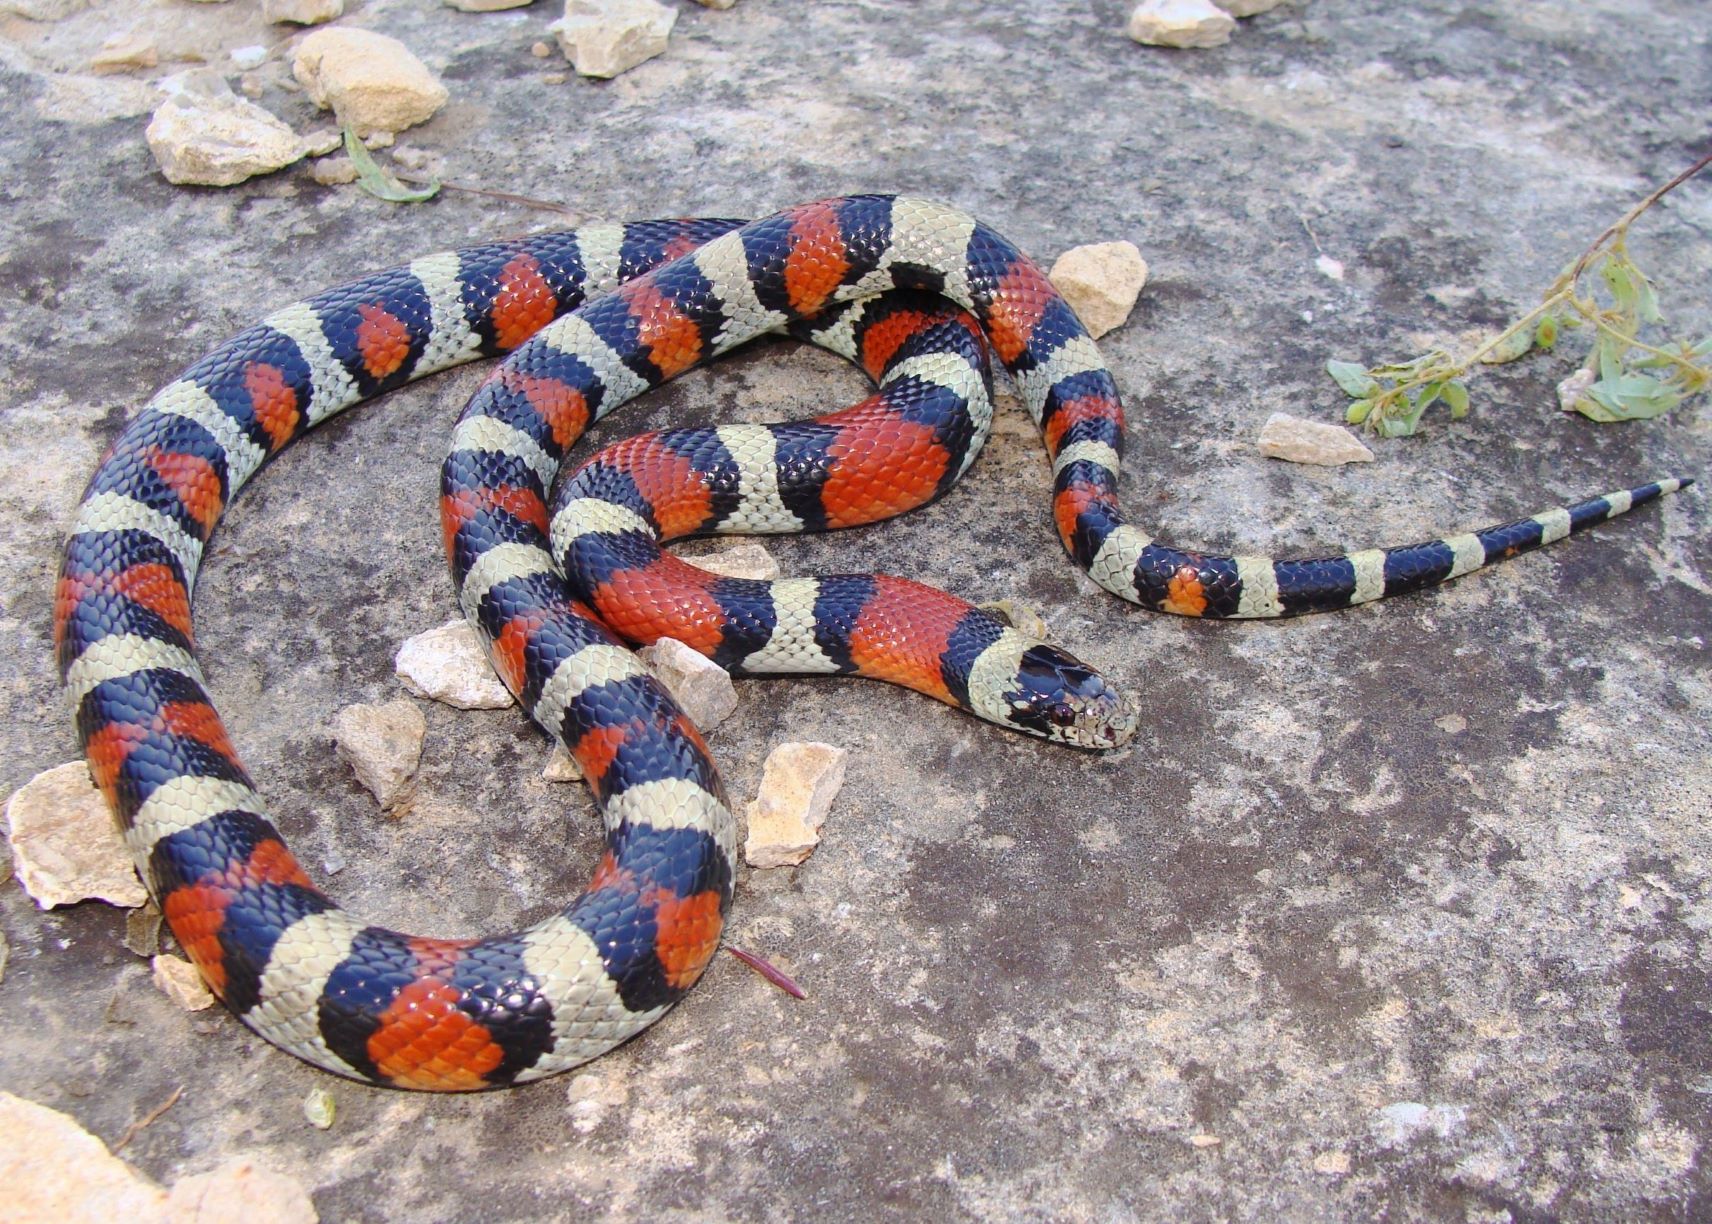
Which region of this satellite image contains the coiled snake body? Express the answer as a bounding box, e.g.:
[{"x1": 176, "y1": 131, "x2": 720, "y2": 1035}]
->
[{"x1": 56, "y1": 195, "x2": 1685, "y2": 1089}]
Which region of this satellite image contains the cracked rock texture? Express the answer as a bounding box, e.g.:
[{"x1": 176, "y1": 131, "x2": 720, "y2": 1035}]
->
[{"x1": 0, "y1": 1, "x2": 1707, "y2": 1219}]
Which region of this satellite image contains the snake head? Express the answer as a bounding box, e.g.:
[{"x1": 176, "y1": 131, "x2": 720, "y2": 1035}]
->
[{"x1": 998, "y1": 644, "x2": 1136, "y2": 749}]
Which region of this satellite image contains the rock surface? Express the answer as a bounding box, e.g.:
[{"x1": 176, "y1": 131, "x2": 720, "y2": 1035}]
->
[
  {"x1": 291, "y1": 27, "x2": 448, "y2": 135},
  {"x1": 743, "y1": 741, "x2": 848, "y2": 868},
  {"x1": 550, "y1": 0, "x2": 676, "y2": 78},
  {"x1": 5, "y1": 762, "x2": 146, "y2": 908},
  {"x1": 1257, "y1": 410, "x2": 1376, "y2": 464},
  {"x1": 1048, "y1": 239, "x2": 1149, "y2": 338},
  {"x1": 166, "y1": 1159, "x2": 319, "y2": 1224},
  {"x1": 1, "y1": 2, "x2": 1708, "y2": 1220},
  {"x1": 1127, "y1": 0, "x2": 1237, "y2": 48},
  {"x1": 394, "y1": 620, "x2": 514, "y2": 709},
  {"x1": 334, "y1": 699, "x2": 426, "y2": 813}
]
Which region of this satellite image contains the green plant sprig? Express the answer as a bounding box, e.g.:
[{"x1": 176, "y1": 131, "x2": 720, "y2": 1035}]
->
[{"x1": 1328, "y1": 152, "x2": 1712, "y2": 437}]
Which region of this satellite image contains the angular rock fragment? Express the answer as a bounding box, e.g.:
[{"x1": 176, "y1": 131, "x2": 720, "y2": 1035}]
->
[
  {"x1": 263, "y1": 0, "x2": 343, "y2": 23},
  {"x1": 395, "y1": 620, "x2": 514, "y2": 709},
  {"x1": 165, "y1": 1158, "x2": 319, "y2": 1223},
  {"x1": 1048, "y1": 240, "x2": 1148, "y2": 339},
  {"x1": 145, "y1": 91, "x2": 306, "y2": 186},
  {"x1": 639, "y1": 637, "x2": 739, "y2": 730},
  {"x1": 550, "y1": 0, "x2": 677, "y2": 79},
  {"x1": 542, "y1": 745, "x2": 585, "y2": 783},
  {"x1": 91, "y1": 34, "x2": 159, "y2": 74},
  {"x1": 292, "y1": 27, "x2": 448, "y2": 136},
  {"x1": 1126, "y1": 0, "x2": 1236, "y2": 48},
  {"x1": 5, "y1": 762, "x2": 146, "y2": 909},
  {"x1": 335, "y1": 699, "x2": 426, "y2": 814},
  {"x1": 688, "y1": 541, "x2": 779, "y2": 580},
  {"x1": 1557, "y1": 367, "x2": 1596, "y2": 414},
  {"x1": 307, "y1": 155, "x2": 357, "y2": 185},
  {"x1": 743, "y1": 742, "x2": 848, "y2": 868},
  {"x1": 0, "y1": 1092, "x2": 169, "y2": 1221},
  {"x1": 1257, "y1": 412, "x2": 1374, "y2": 465},
  {"x1": 151, "y1": 954, "x2": 215, "y2": 1011}
]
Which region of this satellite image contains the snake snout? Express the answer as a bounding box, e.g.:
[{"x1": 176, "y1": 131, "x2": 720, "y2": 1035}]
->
[{"x1": 1005, "y1": 644, "x2": 1137, "y2": 749}]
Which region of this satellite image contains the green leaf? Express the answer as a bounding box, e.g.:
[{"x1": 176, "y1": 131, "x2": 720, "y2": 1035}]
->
[
  {"x1": 1442, "y1": 380, "x2": 1470, "y2": 418},
  {"x1": 1535, "y1": 314, "x2": 1558, "y2": 351},
  {"x1": 1601, "y1": 259, "x2": 1638, "y2": 311},
  {"x1": 1580, "y1": 373, "x2": 1683, "y2": 421},
  {"x1": 1326, "y1": 359, "x2": 1379, "y2": 398},
  {"x1": 344, "y1": 126, "x2": 440, "y2": 204},
  {"x1": 1478, "y1": 327, "x2": 1535, "y2": 364},
  {"x1": 1634, "y1": 270, "x2": 1663, "y2": 325},
  {"x1": 1345, "y1": 397, "x2": 1375, "y2": 424},
  {"x1": 1414, "y1": 381, "x2": 1443, "y2": 413}
]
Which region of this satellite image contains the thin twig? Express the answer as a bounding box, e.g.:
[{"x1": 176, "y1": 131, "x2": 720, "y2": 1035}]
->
[
  {"x1": 111, "y1": 1085, "x2": 184, "y2": 1154},
  {"x1": 1568, "y1": 150, "x2": 1712, "y2": 284},
  {"x1": 392, "y1": 172, "x2": 583, "y2": 219}
]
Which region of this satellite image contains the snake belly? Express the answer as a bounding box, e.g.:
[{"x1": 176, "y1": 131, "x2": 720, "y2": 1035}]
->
[{"x1": 56, "y1": 194, "x2": 1685, "y2": 1090}]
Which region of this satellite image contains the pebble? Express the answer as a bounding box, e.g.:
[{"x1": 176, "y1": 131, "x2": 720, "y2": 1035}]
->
[
  {"x1": 687, "y1": 541, "x2": 780, "y2": 580},
  {"x1": 639, "y1": 637, "x2": 738, "y2": 730},
  {"x1": 530, "y1": 40, "x2": 554, "y2": 57},
  {"x1": 542, "y1": 745, "x2": 584, "y2": 783},
  {"x1": 1126, "y1": 0, "x2": 1237, "y2": 48},
  {"x1": 335, "y1": 699, "x2": 426, "y2": 814},
  {"x1": 0, "y1": 1092, "x2": 168, "y2": 1220},
  {"x1": 166, "y1": 1159, "x2": 319, "y2": 1223},
  {"x1": 145, "y1": 90, "x2": 307, "y2": 187},
  {"x1": 446, "y1": 0, "x2": 535, "y2": 9},
  {"x1": 307, "y1": 155, "x2": 358, "y2": 186},
  {"x1": 151, "y1": 954, "x2": 216, "y2": 1011},
  {"x1": 980, "y1": 598, "x2": 1049, "y2": 640},
  {"x1": 90, "y1": 34, "x2": 159, "y2": 74},
  {"x1": 1048, "y1": 240, "x2": 1148, "y2": 338},
  {"x1": 292, "y1": 27, "x2": 449, "y2": 136},
  {"x1": 1557, "y1": 366, "x2": 1596, "y2": 414},
  {"x1": 1257, "y1": 411, "x2": 1375, "y2": 465},
  {"x1": 550, "y1": 0, "x2": 677, "y2": 79},
  {"x1": 263, "y1": 0, "x2": 343, "y2": 23},
  {"x1": 4, "y1": 762, "x2": 147, "y2": 909},
  {"x1": 395, "y1": 620, "x2": 514, "y2": 709},
  {"x1": 743, "y1": 742, "x2": 848, "y2": 868},
  {"x1": 231, "y1": 45, "x2": 269, "y2": 71},
  {"x1": 1218, "y1": 0, "x2": 1286, "y2": 14},
  {"x1": 302, "y1": 1088, "x2": 336, "y2": 1130},
  {"x1": 124, "y1": 905, "x2": 163, "y2": 957}
]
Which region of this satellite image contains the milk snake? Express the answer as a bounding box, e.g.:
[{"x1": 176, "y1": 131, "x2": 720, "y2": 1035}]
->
[{"x1": 55, "y1": 195, "x2": 1686, "y2": 1089}]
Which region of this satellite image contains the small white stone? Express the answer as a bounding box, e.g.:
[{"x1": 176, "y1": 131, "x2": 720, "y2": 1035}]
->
[
  {"x1": 263, "y1": 0, "x2": 343, "y2": 24},
  {"x1": 395, "y1": 620, "x2": 514, "y2": 710},
  {"x1": 145, "y1": 92, "x2": 306, "y2": 187},
  {"x1": 743, "y1": 742, "x2": 848, "y2": 868},
  {"x1": 292, "y1": 27, "x2": 448, "y2": 136},
  {"x1": 1257, "y1": 412, "x2": 1374, "y2": 466},
  {"x1": 5, "y1": 762, "x2": 146, "y2": 909},
  {"x1": 0, "y1": 1092, "x2": 169, "y2": 1221},
  {"x1": 550, "y1": 0, "x2": 677, "y2": 79},
  {"x1": 151, "y1": 954, "x2": 215, "y2": 1011},
  {"x1": 335, "y1": 699, "x2": 426, "y2": 814},
  {"x1": 1557, "y1": 367, "x2": 1597, "y2": 414},
  {"x1": 639, "y1": 637, "x2": 738, "y2": 730},
  {"x1": 980, "y1": 598, "x2": 1048, "y2": 641},
  {"x1": 1048, "y1": 241, "x2": 1148, "y2": 339},
  {"x1": 300, "y1": 127, "x2": 343, "y2": 156},
  {"x1": 542, "y1": 745, "x2": 585, "y2": 783},
  {"x1": 231, "y1": 45, "x2": 269, "y2": 71},
  {"x1": 164, "y1": 1159, "x2": 318, "y2": 1223},
  {"x1": 688, "y1": 541, "x2": 780, "y2": 580},
  {"x1": 1315, "y1": 253, "x2": 1345, "y2": 281},
  {"x1": 1216, "y1": 0, "x2": 1286, "y2": 15},
  {"x1": 446, "y1": 0, "x2": 534, "y2": 9},
  {"x1": 1126, "y1": 0, "x2": 1236, "y2": 48}
]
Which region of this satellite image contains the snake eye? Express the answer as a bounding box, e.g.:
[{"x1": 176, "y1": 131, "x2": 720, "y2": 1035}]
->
[{"x1": 1048, "y1": 702, "x2": 1076, "y2": 726}]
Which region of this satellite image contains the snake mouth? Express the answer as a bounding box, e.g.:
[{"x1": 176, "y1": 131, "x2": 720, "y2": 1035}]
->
[{"x1": 1001, "y1": 644, "x2": 1137, "y2": 749}]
